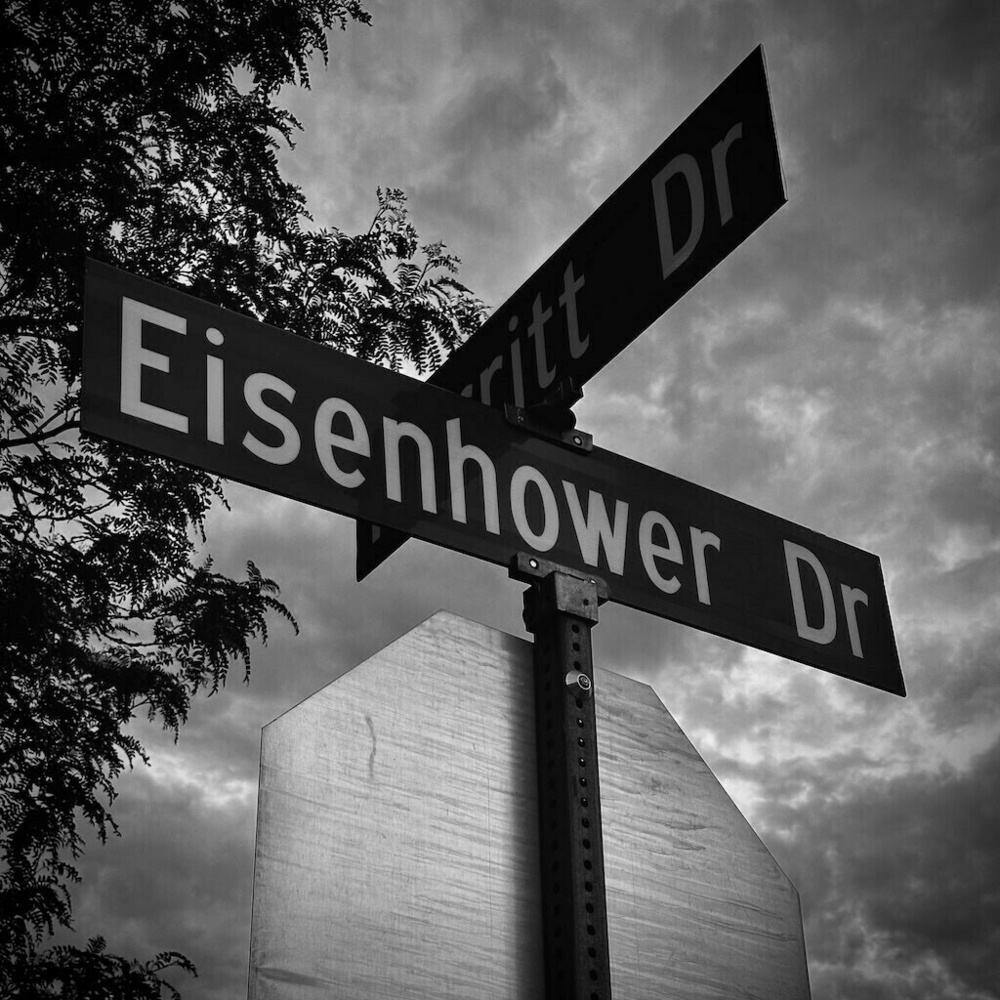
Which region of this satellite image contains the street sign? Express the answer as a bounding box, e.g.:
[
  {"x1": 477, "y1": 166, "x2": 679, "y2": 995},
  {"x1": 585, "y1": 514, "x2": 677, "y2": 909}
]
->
[
  {"x1": 357, "y1": 43, "x2": 786, "y2": 579},
  {"x1": 249, "y1": 611, "x2": 812, "y2": 999},
  {"x1": 82, "y1": 261, "x2": 903, "y2": 694}
]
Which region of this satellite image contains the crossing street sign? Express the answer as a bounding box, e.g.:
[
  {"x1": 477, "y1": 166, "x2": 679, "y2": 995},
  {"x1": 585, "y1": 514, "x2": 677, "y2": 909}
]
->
[
  {"x1": 357, "y1": 44, "x2": 786, "y2": 580},
  {"x1": 82, "y1": 261, "x2": 903, "y2": 694}
]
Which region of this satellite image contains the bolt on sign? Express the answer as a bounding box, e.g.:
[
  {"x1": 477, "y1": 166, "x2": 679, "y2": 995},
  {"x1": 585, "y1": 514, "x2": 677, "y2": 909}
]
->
[
  {"x1": 81, "y1": 261, "x2": 904, "y2": 695},
  {"x1": 357, "y1": 44, "x2": 787, "y2": 580}
]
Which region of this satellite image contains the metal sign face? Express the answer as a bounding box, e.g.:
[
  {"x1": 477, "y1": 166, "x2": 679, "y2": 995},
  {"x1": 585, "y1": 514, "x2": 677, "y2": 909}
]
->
[
  {"x1": 82, "y1": 262, "x2": 902, "y2": 693},
  {"x1": 250, "y1": 611, "x2": 812, "y2": 999},
  {"x1": 357, "y1": 44, "x2": 786, "y2": 579}
]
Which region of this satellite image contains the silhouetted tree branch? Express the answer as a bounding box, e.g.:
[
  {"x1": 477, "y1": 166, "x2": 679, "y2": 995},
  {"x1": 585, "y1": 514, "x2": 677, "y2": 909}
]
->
[{"x1": 1, "y1": 1, "x2": 486, "y2": 994}]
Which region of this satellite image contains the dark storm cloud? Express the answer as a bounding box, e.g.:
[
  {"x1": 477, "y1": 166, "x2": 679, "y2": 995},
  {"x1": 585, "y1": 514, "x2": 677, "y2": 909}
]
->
[
  {"x1": 769, "y1": 0, "x2": 1000, "y2": 308},
  {"x1": 758, "y1": 737, "x2": 1000, "y2": 999},
  {"x1": 55, "y1": 770, "x2": 255, "y2": 1000},
  {"x1": 438, "y1": 52, "x2": 570, "y2": 161},
  {"x1": 419, "y1": 45, "x2": 577, "y2": 244},
  {"x1": 915, "y1": 621, "x2": 1000, "y2": 733}
]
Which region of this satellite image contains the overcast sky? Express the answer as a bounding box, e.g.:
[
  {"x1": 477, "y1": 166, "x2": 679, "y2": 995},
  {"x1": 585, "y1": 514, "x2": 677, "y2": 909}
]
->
[{"x1": 58, "y1": 2, "x2": 999, "y2": 998}]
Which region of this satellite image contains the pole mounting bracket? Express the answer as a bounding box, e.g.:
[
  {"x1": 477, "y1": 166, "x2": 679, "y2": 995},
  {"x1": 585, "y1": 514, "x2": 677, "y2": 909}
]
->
[
  {"x1": 504, "y1": 377, "x2": 592, "y2": 453},
  {"x1": 509, "y1": 553, "x2": 610, "y2": 629}
]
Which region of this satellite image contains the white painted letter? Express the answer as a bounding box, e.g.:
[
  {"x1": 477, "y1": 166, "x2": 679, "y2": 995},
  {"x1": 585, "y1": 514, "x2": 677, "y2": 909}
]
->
[
  {"x1": 205, "y1": 328, "x2": 225, "y2": 444},
  {"x1": 711, "y1": 123, "x2": 743, "y2": 226},
  {"x1": 841, "y1": 585, "x2": 869, "y2": 658},
  {"x1": 510, "y1": 334, "x2": 526, "y2": 409},
  {"x1": 315, "y1": 397, "x2": 370, "y2": 488},
  {"x1": 383, "y1": 418, "x2": 437, "y2": 513},
  {"x1": 691, "y1": 527, "x2": 721, "y2": 605},
  {"x1": 527, "y1": 293, "x2": 556, "y2": 389},
  {"x1": 510, "y1": 465, "x2": 558, "y2": 551},
  {"x1": 242, "y1": 373, "x2": 300, "y2": 465},
  {"x1": 639, "y1": 511, "x2": 683, "y2": 594},
  {"x1": 559, "y1": 261, "x2": 588, "y2": 358},
  {"x1": 562, "y1": 482, "x2": 628, "y2": 574},
  {"x1": 447, "y1": 418, "x2": 499, "y2": 534},
  {"x1": 120, "y1": 297, "x2": 188, "y2": 432},
  {"x1": 651, "y1": 153, "x2": 705, "y2": 279},
  {"x1": 479, "y1": 355, "x2": 503, "y2": 405},
  {"x1": 784, "y1": 541, "x2": 837, "y2": 645}
]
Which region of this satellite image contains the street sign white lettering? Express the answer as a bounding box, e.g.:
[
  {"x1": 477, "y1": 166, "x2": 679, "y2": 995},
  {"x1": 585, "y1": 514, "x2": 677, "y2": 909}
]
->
[
  {"x1": 784, "y1": 541, "x2": 871, "y2": 657},
  {"x1": 242, "y1": 373, "x2": 299, "y2": 465},
  {"x1": 383, "y1": 418, "x2": 437, "y2": 514},
  {"x1": 315, "y1": 398, "x2": 370, "y2": 489},
  {"x1": 510, "y1": 465, "x2": 559, "y2": 552},
  {"x1": 84, "y1": 261, "x2": 904, "y2": 695},
  {"x1": 562, "y1": 484, "x2": 629, "y2": 576},
  {"x1": 447, "y1": 418, "x2": 500, "y2": 535},
  {"x1": 120, "y1": 297, "x2": 189, "y2": 433}
]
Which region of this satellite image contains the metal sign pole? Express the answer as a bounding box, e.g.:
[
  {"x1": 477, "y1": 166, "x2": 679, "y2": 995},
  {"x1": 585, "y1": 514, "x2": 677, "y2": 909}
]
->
[{"x1": 511, "y1": 552, "x2": 613, "y2": 1000}]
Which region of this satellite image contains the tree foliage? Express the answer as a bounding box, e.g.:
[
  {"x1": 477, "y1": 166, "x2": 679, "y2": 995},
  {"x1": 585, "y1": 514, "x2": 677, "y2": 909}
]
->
[{"x1": 1, "y1": 1, "x2": 486, "y2": 994}]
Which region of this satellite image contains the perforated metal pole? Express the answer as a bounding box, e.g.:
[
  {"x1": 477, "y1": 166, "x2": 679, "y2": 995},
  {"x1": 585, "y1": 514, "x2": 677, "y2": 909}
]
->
[{"x1": 511, "y1": 553, "x2": 613, "y2": 1000}]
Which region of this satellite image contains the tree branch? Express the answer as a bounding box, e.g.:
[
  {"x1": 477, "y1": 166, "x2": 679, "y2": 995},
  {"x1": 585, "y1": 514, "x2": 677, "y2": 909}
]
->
[{"x1": 1, "y1": 419, "x2": 81, "y2": 449}]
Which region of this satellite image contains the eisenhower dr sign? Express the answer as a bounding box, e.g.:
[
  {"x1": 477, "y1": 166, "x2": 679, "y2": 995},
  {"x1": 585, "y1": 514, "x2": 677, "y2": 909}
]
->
[{"x1": 81, "y1": 261, "x2": 904, "y2": 695}]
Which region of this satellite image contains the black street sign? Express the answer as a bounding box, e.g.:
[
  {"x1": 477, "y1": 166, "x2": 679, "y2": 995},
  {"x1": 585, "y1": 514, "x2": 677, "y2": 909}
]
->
[
  {"x1": 358, "y1": 44, "x2": 786, "y2": 580},
  {"x1": 82, "y1": 262, "x2": 903, "y2": 695}
]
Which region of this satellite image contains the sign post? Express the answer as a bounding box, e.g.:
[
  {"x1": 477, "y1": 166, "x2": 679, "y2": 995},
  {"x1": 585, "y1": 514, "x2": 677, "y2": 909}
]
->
[{"x1": 511, "y1": 555, "x2": 612, "y2": 999}]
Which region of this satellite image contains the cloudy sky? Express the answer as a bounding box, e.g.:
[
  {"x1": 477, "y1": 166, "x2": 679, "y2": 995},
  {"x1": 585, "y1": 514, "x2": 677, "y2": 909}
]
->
[{"x1": 60, "y1": 2, "x2": 999, "y2": 998}]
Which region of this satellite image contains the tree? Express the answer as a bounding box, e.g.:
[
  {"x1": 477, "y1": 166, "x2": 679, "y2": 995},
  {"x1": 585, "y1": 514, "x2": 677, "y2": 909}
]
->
[{"x1": 0, "y1": 1, "x2": 486, "y2": 994}]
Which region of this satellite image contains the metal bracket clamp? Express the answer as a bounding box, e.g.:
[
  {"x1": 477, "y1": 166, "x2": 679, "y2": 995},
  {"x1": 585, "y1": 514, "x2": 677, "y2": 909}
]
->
[
  {"x1": 504, "y1": 376, "x2": 592, "y2": 453},
  {"x1": 510, "y1": 554, "x2": 609, "y2": 632},
  {"x1": 505, "y1": 404, "x2": 593, "y2": 453},
  {"x1": 511, "y1": 553, "x2": 613, "y2": 1000}
]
